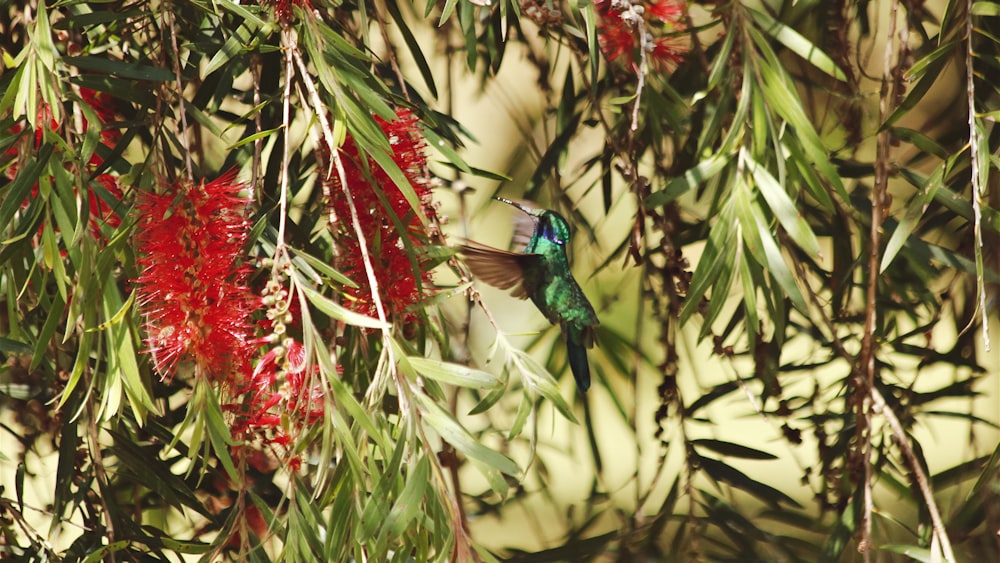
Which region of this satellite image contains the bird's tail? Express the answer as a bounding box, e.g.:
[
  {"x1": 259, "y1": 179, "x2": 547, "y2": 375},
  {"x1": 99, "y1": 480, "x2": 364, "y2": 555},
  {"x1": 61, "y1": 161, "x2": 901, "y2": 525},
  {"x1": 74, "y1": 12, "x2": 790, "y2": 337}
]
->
[{"x1": 566, "y1": 339, "x2": 591, "y2": 392}]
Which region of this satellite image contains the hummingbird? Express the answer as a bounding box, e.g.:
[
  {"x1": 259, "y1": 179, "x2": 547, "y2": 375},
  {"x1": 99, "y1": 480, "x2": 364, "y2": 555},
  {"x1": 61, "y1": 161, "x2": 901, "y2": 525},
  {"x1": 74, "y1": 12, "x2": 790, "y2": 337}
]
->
[{"x1": 461, "y1": 198, "x2": 599, "y2": 392}]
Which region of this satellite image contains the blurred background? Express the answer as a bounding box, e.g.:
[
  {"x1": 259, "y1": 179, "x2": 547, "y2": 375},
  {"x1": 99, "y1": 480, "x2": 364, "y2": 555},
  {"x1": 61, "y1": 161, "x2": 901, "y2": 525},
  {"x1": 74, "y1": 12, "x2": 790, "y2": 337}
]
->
[{"x1": 1, "y1": 0, "x2": 998, "y2": 561}]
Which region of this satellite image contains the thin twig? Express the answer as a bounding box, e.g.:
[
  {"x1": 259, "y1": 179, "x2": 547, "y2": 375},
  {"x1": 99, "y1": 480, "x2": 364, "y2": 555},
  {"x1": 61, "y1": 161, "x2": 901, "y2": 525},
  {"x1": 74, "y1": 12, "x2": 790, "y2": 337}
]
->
[
  {"x1": 290, "y1": 47, "x2": 337, "y2": 227},
  {"x1": 373, "y1": 0, "x2": 410, "y2": 103},
  {"x1": 966, "y1": 0, "x2": 992, "y2": 351},
  {"x1": 444, "y1": 31, "x2": 477, "y2": 554},
  {"x1": 278, "y1": 26, "x2": 295, "y2": 250},
  {"x1": 857, "y1": 0, "x2": 902, "y2": 556},
  {"x1": 165, "y1": 3, "x2": 193, "y2": 179},
  {"x1": 631, "y1": 10, "x2": 649, "y2": 132},
  {"x1": 85, "y1": 384, "x2": 116, "y2": 563},
  {"x1": 870, "y1": 386, "x2": 956, "y2": 561},
  {"x1": 251, "y1": 53, "x2": 264, "y2": 199},
  {"x1": 790, "y1": 223, "x2": 957, "y2": 562}
]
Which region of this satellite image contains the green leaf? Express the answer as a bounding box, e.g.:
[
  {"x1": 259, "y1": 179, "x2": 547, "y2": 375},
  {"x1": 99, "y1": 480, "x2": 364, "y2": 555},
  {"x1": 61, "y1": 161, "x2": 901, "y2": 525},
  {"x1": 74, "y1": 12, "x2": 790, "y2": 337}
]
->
[
  {"x1": 108, "y1": 429, "x2": 210, "y2": 517},
  {"x1": 906, "y1": 39, "x2": 959, "y2": 81},
  {"x1": 819, "y1": 499, "x2": 856, "y2": 561},
  {"x1": 58, "y1": 330, "x2": 92, "y2": 410},
  {"x1": 467, "y1": 369, "x2": 509, "y2": 415},
  {"x1": 583, "y1": 3, "x2": 600, "y2": 88},
  {"x1": 204, "y1": 23, "x2": 256, "y2": 77},
  {"x1": 744, "y1": 152, "x2": 821, "y2": 257},
  {"x1": 751, "y1": 31, "x2": 847, "y2": 201},
  {"x1": 422, "y1": 125, "x2": 471, "y2": 173},
  {"x1": 971, "y1": 1, "x2": 1000, "y2": 16},
  {"x1": 733, "y1": 176, "x2": 767, "y2": 265},
  {"x1": 289, "y1": 246, "x2": 355, "y2": 287},
  {"x1": 407, "y1": 357, "x2": 500, "y2": 388},
  {"x1": 0, "y1": 337, "x2": 32, "y2": 354},
  {"x1": 0, "y1": 144, "x2": 53, "y2": 230},
  {"x1": 524, "y1": 112, "x2": 583, "y2": 199},
  {"x1": 890, "y1": 127, "x2": 949, "y2": 159},
  {"x1": 201, "y1": 383, "x2": 240, "y2": 481},
  {"x1": 738, "y1": 242, "x2": 760, "y2": 336},
  {"x1": 753, "y1": 211, "x2": 807, "y2": 312},
  {"x1": 31, "y1": 293, "x2": 65, "y2": 372},
  {"x1": 80, "y1": 541, "x2": 129, "y2": 563},
  {"x1": 414, "y1": 390, "x2": 520, "y2": 477},
  {"x1": 384, "y1": 455, "x2": 430, "y2": 536},
  {"x1": 0, "y1": 65, "x2": 25, "y2": 117},
  {"x1": 227, "y1": 127, "x2": 282, "y2": 150},
  {"x1": 507, "y1": 394, "x2": 533, "y2": 440},
  {"x1": 646, "y1": 152, "x2": 732, "y2": 208},
  {"x1": 881, "y1": 165, "x2": 943, "y2": 272},
  {"x1": 300, "y1": 283, "x2": 389, "y2": 330},
  {"x1": 692, "y1": 439, "x2": 778, "y2": 460},
  {"x1": 747, "y1": 7, "x2": 847, "y2": 81},
  {"x1": 386, "y1": 1, "x2": 437, "y2": 98},
  {"x1": 679, "y1": 203, "x2": 737, "y2": 324},
  {"x1": 91, "y1": 290, "x2": 134, "y2": 332},
  {"x1": 883, "y1": 56, "x2": 949, "y2": 129},
  {"x1": 215, "y1": 0, "x2": 269, "y2": 28},
  {"x1": 880, "y1": 545, "x2": 934, "y2": 561},
  {"x1": 699, "y1": 456, "x2": 801, "y2": 507},
  {"x1": 102, "y1": 282, "x2": 155, "y2": 422},
  {"x1": 156, "y1": 537, "x2": 212, "y2": 555},
  {"x1": 65, "y1": 56, "x2": 175, "y2": 81},
  {"x1": 511, "y1": 348, "x2": 578, "y2": 424}
]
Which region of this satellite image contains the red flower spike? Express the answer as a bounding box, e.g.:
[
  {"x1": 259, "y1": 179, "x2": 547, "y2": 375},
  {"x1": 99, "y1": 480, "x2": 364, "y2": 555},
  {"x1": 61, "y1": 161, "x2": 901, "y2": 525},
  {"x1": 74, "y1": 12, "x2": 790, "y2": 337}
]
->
[
  {"x1": 259, "y1": 0, "x2": 312, "y2": 21},
  {"x1": 647, "y1": 0, "x2": 684, "y2": 22},
  {"x1": 285, "y1": 340, "x2": 306, "y2": 374},
  {"x1": 79, "y1": 88, "x2": 121, "y2": 145},
  {"x1": 595, "y1": 0, "x2": 688, "y2": 70},
  {"x1": 599, "y1": 21, "x2": 637, "y2": 64},
  {"x1": 135, "y1": 172, "x2": 255, "y2": 382},
  {"x1": 323, "y1": 109, "x2": 436, "y2": 324},
  {"x1": 227, "y1": 335, "x2": 327, "y2": 457}
]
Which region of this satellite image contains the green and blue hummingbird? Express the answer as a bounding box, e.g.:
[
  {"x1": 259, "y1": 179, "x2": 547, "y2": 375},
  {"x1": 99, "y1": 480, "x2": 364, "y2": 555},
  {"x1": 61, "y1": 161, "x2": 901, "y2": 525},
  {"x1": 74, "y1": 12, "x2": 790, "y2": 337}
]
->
[{"x1": 461, "y1": 198, "x2": 599, "y2": 392}]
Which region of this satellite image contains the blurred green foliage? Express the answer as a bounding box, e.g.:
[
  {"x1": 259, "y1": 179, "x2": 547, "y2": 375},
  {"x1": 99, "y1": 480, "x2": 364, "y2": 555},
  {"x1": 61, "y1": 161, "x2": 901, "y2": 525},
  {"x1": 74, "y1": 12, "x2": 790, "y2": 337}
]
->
[{"x1": 0, "y1": 0, "x2": 997, "y2": 561}]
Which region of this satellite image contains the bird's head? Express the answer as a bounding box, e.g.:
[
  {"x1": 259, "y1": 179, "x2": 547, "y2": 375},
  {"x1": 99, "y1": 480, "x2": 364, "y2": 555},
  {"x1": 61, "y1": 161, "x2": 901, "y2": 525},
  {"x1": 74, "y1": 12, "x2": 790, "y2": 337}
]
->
[{"x1": 495, "y1": 197, "x2": 571, "y2": 246}]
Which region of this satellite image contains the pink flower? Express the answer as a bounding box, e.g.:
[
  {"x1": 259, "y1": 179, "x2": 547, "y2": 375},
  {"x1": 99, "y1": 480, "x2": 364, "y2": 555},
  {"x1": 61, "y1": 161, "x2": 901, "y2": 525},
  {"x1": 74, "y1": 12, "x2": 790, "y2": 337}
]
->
[{"x1": 134, "y1": 171, "x2": 255, "y2": 381}]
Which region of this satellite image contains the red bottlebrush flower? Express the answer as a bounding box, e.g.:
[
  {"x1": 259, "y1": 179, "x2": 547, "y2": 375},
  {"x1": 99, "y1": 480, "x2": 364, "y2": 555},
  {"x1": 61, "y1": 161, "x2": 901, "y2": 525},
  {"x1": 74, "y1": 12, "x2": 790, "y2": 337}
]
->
[
  {"x1": 4, "y1": 100, "x2": 123, "y2": 244},
  {"x1": 4, "y1": 103, "x2": 58, "y2": 180},
  {"x1": 647, "y1": 0, "x2": 684, "y2": 22},
  {"x1": 225, "y1": 336, "x2": 325, "y2": 455},
  {"x1": 79, "y1": 88, "x2": 121, "y2": 145},
  {"x1": 596, "y1": 0, "x2": 688, "y2": 70},
  {"x1": 223, "y1": 503, "x2": 270, "y2": 548},
  {"x1": 599, "y1": 20, "x2": 637, "y2": 64},
  {"x1": 284, "y1": 339, "x2": 307, "y2": 374},
  {"x1": 88, "y1": 173, "x2": 124, "y2": 236},
  {"x1": 322, "y1": 109, "x2": 436, "y2": 324},
  {"x1": 651, "y1": 35, "x2": 687, "y2": 66},
  {"x1": 259, "y1": 0, "x2": 312, "y2": 21},
  {"x1": 134, "y1": 171, "x2": 255, "y2": 381}
]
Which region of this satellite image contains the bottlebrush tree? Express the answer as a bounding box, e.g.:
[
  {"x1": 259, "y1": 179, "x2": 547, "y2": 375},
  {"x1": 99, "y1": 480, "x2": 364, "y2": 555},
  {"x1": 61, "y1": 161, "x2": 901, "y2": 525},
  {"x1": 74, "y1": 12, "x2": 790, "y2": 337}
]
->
[{"x1": 0, "y1": 1, "x2": 998, "y2": 562}]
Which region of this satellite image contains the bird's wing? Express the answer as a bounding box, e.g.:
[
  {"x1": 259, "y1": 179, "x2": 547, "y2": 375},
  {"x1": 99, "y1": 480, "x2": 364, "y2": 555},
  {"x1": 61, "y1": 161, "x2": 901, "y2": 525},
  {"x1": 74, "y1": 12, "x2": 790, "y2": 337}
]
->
[
  {"x1": 459, "y1": 239, "x2": 539, "y2": 299},
  {"x1": 511, "y1": 208, "x2": 538, "y2": 252}
]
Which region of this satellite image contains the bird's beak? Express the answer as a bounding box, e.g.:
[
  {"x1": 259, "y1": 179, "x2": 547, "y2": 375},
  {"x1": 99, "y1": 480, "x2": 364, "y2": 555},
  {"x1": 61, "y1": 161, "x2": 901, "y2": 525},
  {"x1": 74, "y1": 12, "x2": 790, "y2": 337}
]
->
[{"x1": 494, "y1": 197, "x2": 541, "y2": 217}]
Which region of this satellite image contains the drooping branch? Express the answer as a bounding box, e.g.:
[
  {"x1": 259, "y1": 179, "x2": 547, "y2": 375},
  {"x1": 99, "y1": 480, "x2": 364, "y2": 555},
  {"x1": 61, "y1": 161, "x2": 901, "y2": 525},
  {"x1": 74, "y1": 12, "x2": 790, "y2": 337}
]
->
[{"x1": 967, "y1": 0, "x2": 992, "y2": 352}]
